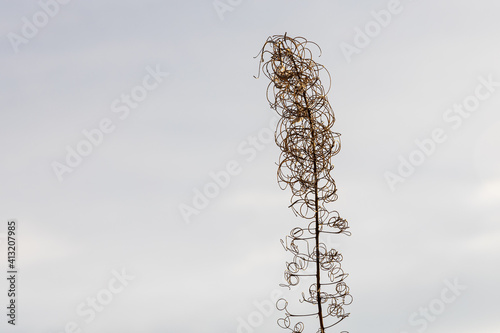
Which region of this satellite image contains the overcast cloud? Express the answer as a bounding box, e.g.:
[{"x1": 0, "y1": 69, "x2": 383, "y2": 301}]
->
[{"x1": 1, "y1": 0, "x2": 499, "y2": 332}]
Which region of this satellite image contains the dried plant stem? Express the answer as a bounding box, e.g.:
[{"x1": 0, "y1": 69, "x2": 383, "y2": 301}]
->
[
  {"x1": 306, "y1": 86, "x2": 325, "y2": 332},
  {"x1": 255, "y1": 34, "x2": 352, "y2": 333}
]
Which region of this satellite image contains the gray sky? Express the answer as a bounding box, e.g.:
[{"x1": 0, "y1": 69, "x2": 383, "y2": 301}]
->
[{"x1": 1, "y1": 0, "x2": 500, "y2": 332}]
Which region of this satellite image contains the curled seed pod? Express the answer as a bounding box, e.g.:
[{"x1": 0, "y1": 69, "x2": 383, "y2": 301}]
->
[{"x1": 255, "y1": 33, "x2": 352, "y2": 333}]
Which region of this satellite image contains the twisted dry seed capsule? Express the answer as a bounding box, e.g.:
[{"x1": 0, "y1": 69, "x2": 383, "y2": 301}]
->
[{"x1": 255, "y1": 34, "x2": 352, "y2": 333}]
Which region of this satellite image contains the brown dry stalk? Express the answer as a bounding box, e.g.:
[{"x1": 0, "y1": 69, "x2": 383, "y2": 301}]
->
[{"x1": 255, "y1": 34, "x2": 352, "y2": 333}]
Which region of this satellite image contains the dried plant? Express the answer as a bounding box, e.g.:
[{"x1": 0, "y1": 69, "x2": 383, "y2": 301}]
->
[{"x1": 255, "y1": 34, "x2": 352, "y2": 333}]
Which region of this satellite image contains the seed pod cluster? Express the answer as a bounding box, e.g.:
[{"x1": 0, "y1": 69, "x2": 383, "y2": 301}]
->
[{"x1": 256, "y1": 34, "x2": 352, "y2": 333}]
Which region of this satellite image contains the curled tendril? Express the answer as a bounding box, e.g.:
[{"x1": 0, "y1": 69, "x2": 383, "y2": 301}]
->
[{"x1": 256, "y1": 33, "x2": 351, "y2": 332}]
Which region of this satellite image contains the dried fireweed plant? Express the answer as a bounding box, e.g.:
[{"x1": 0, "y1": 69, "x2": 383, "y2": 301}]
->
[{"x1": 255, "y1": 34, "x2": 352, "y2": 333}]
